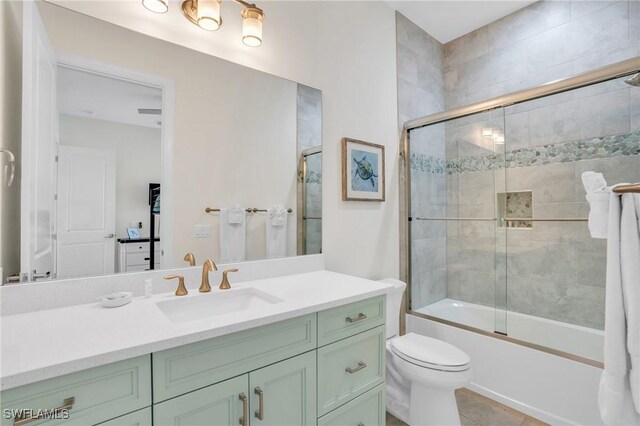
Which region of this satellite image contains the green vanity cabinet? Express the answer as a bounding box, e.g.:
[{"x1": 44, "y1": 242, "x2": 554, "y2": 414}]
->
[
  {"x1": 248, "y1": 351, "x2": 317, "y2": 426},
  {"x1": 152, "y1": 314, "x2": 317, "y2": 402},
  {"x1": 153, "y1": 351, "x2": 316, "y2": 426},
  {"x1": 0, "y1": 356, "x2": 151, "y2": 426},
  {"x1": 96, "y1": 408, "x2": 152, "y2": 426},
  {"x1": 1, "y1": 295, "x2": 387, "y2": 426}
]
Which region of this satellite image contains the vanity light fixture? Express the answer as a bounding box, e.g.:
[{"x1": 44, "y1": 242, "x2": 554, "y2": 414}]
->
[
  {"x1": 482, "y1": 127, "x2": 505, "y2": 144},
  {"x1": 142, "y1": 0, "x2": 168, "y2": 14},
  {"x1": 144, "y1": 0, "x2": 264, "y2": 47}
]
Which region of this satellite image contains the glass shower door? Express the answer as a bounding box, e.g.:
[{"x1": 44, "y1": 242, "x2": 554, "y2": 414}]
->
[
  {"x1": 407, "y1": 107, "x2": 507, "y2": 335},
  {"x1": 300, "y1": 148, "x2": 322, "y2": 255}
]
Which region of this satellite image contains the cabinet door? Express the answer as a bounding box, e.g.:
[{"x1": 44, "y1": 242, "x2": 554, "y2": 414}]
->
[
  {"x1": 153, "y1": 375, "x2": 248, "y2": 426},
  {"x1": 249, "y1": 351, "x2": 317, "y2": 426}
]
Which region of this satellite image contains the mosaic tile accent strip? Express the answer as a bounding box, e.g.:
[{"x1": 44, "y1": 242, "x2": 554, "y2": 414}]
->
[
  {"x1": 306, "y1": 171, "x2": 322, "y2": 184},
  {"x1": 410, "y1": 132, "x2": 640, "y2": 175},
  {"x1": 410, "y1": 153, "x2": 447, "y2": 175}
]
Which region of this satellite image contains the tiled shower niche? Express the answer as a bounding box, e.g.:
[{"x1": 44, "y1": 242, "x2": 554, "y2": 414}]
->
[{"x1": 498, "y1": 191, "x2": 533, "y2": 229}]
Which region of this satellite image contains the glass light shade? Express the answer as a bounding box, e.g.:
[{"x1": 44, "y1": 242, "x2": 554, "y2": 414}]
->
[
  {"x1": 241, "y1": 8, "x2": 263, "y2": 47},
  {"x1": 197, "y1": 0, "x2": 221, "y2": 31},
  {"x1": 142, "y1": 0, "x2": 168, "y2": 14}
]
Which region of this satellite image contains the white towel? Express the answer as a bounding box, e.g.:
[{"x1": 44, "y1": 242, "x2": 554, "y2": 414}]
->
[
  {"x1": 582, "y1": 171, "x2": 611, "y2": 239},
  {"x1": 598, "y1": 192, "x2": 640, "y2": 425},
  {"x1": 266, "y1": 205, "x2": 288, "y2": 259},
  {"x1": 220, "y1": 205, "x2": 246, "y2": 263}
]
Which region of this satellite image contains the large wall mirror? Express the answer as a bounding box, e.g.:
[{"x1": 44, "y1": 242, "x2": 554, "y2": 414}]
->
[{"x1": 2, "y1": 1, "x2": 322, "y2": 283}]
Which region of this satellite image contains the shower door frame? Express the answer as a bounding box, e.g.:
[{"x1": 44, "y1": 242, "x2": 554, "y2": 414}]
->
[
  {"x1": 297, "y1": 146, "x2": 322, "y2": 255},
  {"x1": 399, "y1": 56, "x2": 640, "y2": 369}
]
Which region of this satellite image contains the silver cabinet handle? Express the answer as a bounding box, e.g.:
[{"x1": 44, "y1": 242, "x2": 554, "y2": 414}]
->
[
  {"x1": 105, "y1": 233, "x2": 115, "y2": 239},
  {"x1": 239, "y1": 393, "x2": 248, "y2": 426},
  {"x1": 254, "y1": 386, "x2": 264, "y2": 420},
  {"x1": 345, "y1": 361, "x2": 367, "y2": 374},
  {"x1": 14, "y1": 397, "x2": 74, "y2": 426},
  {"x1": 346, "y1": 312, "x2": 367, "y2": 323}
]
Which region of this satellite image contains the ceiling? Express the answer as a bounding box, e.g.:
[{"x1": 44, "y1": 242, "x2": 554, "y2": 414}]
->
[
  {"x1": 384, "y1": 0, "x2": 537, "y2": 43},
  {"x1": 57, "y1": 66, "x2": 163, "y2": 129}
]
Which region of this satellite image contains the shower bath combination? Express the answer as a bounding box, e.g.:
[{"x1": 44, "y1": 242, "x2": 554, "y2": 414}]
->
[{"x1": 401, "y1": 56, "x2": 640, "y2": 366}]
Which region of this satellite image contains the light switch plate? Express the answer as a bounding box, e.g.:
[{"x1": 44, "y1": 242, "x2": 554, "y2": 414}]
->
[{"x1": 194, "y1": 224, "x2": 212, "y2": 238}]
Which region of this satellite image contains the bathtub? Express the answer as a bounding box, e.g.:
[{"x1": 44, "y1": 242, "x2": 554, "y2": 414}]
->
[
  {"x1": 408, "y1": 302, "x2": 605, "y2": 425},
  {"x1": 415, "y1": 298, "x2": 604, "y2": 362}
]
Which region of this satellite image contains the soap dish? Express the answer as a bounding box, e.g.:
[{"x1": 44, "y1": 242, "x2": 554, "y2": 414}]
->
[{"x1": 99, "y1": 292, "x2": 133, "y2": 308}]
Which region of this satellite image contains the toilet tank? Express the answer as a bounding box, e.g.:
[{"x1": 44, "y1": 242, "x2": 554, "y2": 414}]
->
[{"x1": 379, "y1": 278, "x2": 407, "y2": 339}]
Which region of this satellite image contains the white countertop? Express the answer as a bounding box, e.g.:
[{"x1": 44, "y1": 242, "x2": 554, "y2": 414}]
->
[{"x1": 0, "y1": 270, "x2": 392, "y2": 391}]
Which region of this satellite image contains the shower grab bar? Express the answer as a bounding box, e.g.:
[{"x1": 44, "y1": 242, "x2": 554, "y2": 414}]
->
[
  {"x1": 415, "y1": 217, "x2": 497, "y2": 221},
  {"x1": 415, "y1": 217, "x2": 589, "y2": 222},
  {"x1": 502, "y1": 218, "x2": 588, "y2": 222}
]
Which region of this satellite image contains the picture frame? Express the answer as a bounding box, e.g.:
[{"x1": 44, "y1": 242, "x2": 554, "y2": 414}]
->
[
  {"x1": 342, "y1": 138, "x2": 385, "y2": 201},
  {"x1": 126, "y1": 227, "x2": 141, "y2": 239}
]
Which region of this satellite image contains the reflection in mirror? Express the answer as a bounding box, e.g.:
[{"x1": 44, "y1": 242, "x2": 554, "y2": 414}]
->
[{"x1": 1, "y1": 1, "x2": 322, "y2": 284}]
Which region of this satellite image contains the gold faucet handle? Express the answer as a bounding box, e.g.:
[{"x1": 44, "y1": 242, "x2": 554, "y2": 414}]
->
[
  {"x1": 183, "y1": 252, "x2": 196, "y2": 267},
  {"x1": 165, "y1": 275, "x2": 188, "y2": 296},
  {"x1": 219, "y1": 268, "x2": 239, "y2": 290}
]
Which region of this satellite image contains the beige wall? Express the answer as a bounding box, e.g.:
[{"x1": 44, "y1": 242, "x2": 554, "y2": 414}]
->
[
  {"x1": 0, "y1": 1, "x2": 23, "y2": 282},
  {"x1": 59, "y1": 115, "x2": 161, "y2": 240},
  {"x1": 40, "y1": 1, "x2": 399, "y2": 278}
]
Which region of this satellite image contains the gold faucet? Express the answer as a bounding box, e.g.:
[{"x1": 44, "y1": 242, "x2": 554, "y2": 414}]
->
[
  {"x1": 165, "y1": 275, "x2": 188, "y2": 296},
  {"x1": 184, "y1": 252, "x2": 196, "y2": 267},
  {"x1": 219, "y1": 268, "x2": 238, "y2": 290},
  {"x1": 199, "y1": 259, "x2": 218, "y2": 293}
]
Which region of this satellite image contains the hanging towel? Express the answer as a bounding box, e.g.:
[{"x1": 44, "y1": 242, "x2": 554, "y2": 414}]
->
[
  {"x1": 581, "y1": 171, "x2": 611, "y2": 239},
  {"x1": 598, "y1": 191, "x2": 640, "y2": 425},
  {"x1": 220, "y1": 204, "x2": 246, "y2": 263},
  {"x1": 266, "y1": 205, "x2": 288, "y2": 259}
]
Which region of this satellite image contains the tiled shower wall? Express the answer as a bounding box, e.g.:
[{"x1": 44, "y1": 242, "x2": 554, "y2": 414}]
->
[
  {"x1": 396, "y1": 13, "x2": 446, "y2": 308},
  {"x1": 400, "y1": 0, "x2": 640, "y2": 329}
]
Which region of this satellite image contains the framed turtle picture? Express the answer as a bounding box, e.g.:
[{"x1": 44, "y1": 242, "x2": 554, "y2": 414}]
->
[{"x1": 342, "y1": 138, "x2": 385, "y2": 201}]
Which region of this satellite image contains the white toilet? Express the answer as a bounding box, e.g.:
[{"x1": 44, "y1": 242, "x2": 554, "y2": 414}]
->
[{"x1": 382, "y1": 278, "x2": 472, "y2": 426}]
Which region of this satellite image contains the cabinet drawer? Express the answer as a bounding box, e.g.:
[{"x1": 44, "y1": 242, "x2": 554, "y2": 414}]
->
[
  {"x1": 96, "y1": 407, "x2": 151, "y2": 426},
  {"x1": 317, "y1": 296, "x2": 385, "y2": 346},
  {"x1": 318, "y1": 384, "x2": 385, "y2": 426},
  {"x1": 0, "y1": 356, "x2": 151, "y2": 426},
  {"x1": 125, "y1": 264, "x2": 160, "y2": 273},
  {"x1": 126, "y1": 253, "x2": 159, "y2": 266},
  {"x1": 317, "y1": 326, "x2": 385, "y2": 416},
  {"x1": 123, "y1": 243, "x2": 153, "y2": 253},
  {"x1": 153, "y1": 314, "x2": 317, "y2": 402}
]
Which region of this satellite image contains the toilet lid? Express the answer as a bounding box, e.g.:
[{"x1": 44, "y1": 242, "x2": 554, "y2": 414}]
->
[{"x1": 391, "y1": 333, "x2": 471, "y2": 372}]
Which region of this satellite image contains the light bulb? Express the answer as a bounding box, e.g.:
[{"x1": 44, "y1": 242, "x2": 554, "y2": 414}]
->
[
  {"x1": 241, "y1": 7, "x2": 264, "y2": 47},
  {"x1": 197, "y1": 0, "x2": 221, "y2": 31},
  {"x1": 142, "y1": 0, "x2": 168, "y2": 14}
]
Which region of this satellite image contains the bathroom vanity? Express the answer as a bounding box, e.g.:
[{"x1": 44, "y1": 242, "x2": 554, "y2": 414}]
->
[{"x1": 0, "y1": 270, "x2": 390, "y2": 425}]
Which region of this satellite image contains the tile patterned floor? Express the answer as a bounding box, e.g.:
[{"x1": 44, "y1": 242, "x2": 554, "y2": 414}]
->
[{"x1": 386, "y1": 388, "x2": 550, "y2": 426}]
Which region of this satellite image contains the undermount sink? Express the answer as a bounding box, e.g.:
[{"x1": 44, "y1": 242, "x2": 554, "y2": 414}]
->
[{"x1": 156, "y1": 287, "x2": 284, "y2": 323}]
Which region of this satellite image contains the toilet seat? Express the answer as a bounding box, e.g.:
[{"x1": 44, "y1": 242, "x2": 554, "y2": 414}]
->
[{"x1": 390, "y1": 333, "x2": 471, "y2": 372}]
